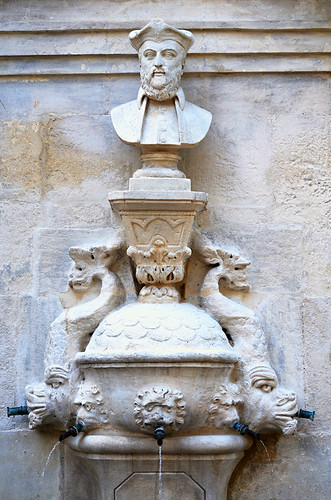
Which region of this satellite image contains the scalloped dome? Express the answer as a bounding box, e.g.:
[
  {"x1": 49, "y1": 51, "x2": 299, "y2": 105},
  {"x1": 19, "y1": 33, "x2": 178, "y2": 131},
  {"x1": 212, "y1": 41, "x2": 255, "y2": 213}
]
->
[{"x1": 82, "y1": 301, "x2": 237, "y2": 363}]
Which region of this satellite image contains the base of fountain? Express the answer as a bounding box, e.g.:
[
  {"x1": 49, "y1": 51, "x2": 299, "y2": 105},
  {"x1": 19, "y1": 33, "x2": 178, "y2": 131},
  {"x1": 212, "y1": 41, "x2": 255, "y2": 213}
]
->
[{"x1": 66, "y1": 433, "x2": 251, "y2": 500}]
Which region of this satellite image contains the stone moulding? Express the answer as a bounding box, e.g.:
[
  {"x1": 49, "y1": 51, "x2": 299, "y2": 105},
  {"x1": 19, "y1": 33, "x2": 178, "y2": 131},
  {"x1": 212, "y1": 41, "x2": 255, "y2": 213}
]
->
[
  {"x1": 1, "y1": 23, "x2": 330, "y2": 76},
  {"x1": 69, "y1": 432, "x2": 251, "y2": 455}
]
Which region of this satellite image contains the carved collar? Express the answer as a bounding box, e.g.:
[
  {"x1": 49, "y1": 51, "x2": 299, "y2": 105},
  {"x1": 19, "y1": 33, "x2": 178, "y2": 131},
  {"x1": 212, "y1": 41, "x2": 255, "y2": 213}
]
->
[{"x1": 137, "y1": 86, "x2": 186, "y2": 111}]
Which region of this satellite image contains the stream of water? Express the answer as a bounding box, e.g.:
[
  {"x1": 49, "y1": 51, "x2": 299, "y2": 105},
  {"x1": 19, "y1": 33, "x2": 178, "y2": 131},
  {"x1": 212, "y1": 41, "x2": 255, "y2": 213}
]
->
[
  {"x1": 258, "y1": 439, "x2": 274, "y2": 473},
  {"x1": 41, "y1": 441, "x2": 61, "y2": 478},
  {"x1": 158, "y1": 445, "x2": 162, "y2": 499}
]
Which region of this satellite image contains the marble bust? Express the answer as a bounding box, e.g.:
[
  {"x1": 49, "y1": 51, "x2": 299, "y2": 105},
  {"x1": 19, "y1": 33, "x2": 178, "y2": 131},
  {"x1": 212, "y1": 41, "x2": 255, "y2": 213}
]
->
[{"x1": 111, "y1": 18, "x2": 212, "y2": 150}]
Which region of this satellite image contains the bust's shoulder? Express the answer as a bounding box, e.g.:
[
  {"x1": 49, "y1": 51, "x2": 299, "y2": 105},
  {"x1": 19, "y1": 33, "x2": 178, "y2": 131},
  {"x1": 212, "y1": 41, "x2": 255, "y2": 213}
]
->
[
  {"x1": 111, "y1": 100, "x2": 141, "y2": 145},
  {"x1": 179, "y1": 101, "x2": 212, "y2": 147},
  {"x1": 183, "y1": 101, "x2": 212, "y2": 123}
]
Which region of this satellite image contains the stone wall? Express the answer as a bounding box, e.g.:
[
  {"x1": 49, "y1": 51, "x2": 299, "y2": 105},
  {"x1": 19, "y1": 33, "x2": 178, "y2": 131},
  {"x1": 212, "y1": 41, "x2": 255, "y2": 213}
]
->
[{"x1": 0, "y1": 1, "x2": 330, "y2": 498}]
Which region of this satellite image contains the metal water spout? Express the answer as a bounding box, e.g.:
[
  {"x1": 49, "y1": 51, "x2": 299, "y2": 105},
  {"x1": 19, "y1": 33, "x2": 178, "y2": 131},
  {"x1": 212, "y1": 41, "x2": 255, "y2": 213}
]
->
[
  {"x1": 231, "y1": 421, "x2": 260, "y2": 440},
  {"x1": 7, "y1": 406, "x2": 29, "y2": 416},
  {"x1": 154, "y1": 425, "x2": 166, "y2": 446},
  {"x1": 295, "y1": 409, "x2": 315, "y2": 421},
  {"x1": 59, "y1": 422, "x2": 85, "y2": 442}
]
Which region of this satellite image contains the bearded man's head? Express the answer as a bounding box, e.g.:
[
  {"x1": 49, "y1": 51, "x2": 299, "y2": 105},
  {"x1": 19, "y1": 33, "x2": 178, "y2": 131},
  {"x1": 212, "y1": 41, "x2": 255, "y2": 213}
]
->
[{"x1": 129, "y1": 18, "x2": 194, "y2": 101}]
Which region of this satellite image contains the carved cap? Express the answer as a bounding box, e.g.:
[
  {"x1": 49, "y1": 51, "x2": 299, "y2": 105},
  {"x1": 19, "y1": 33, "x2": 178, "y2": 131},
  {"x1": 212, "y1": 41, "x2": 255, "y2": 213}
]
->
[{"x1": 129, "y1": 18, "x2": 195, "y2": 53}]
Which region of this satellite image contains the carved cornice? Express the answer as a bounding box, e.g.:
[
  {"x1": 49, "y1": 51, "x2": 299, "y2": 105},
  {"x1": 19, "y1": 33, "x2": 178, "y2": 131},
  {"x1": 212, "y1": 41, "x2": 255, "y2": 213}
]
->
[{"x1": 0, "y1": 23, "x2": 330, "y2": 75}]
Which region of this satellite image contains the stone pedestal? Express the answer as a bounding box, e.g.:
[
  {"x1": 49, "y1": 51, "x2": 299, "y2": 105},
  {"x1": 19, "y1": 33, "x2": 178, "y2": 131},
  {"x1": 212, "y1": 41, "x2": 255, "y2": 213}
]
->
[
  {"x1": 109, "y1": 190, "x2": 207, "y2": 251},
  {"x1": 67, "y1": 433, "x2": 251, "y2": 500}
]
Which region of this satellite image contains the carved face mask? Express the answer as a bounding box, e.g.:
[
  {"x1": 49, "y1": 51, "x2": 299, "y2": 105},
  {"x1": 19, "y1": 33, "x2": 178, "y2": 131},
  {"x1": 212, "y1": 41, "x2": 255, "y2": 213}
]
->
[{"x1": 139, "y1": 40, "x2": 185, "y2": 100}]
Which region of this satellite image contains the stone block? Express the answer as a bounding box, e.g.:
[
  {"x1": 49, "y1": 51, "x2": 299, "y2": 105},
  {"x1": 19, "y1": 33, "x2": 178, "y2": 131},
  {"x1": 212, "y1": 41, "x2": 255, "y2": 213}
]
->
[
  {"x1": 301, "y1": 298, "x2": 331, "y2": 429},
  {"x1": 0, "y1": 295, "x2": 20, "y2": 431},
  {"x1": 15, "y1": 296, "x2": 62, "y2": 396},
  {"x1": 185, "y1": 76, "x2": 273, "y2": 206},
  {"x1": 268, "y1": 78, "x2": 330, "y2": 227},
  {"x1": 0, "y1": 201, "x2": 40, "y2": 294},
  {"x1": 258, "y1": 294, "x2": 305, "y2": 397},
  {"x1": 0, "y1": 430, "x2": 61, "y2": 500},
  {"x1": 0, "y1": 295, "x2": 61, "y2": 430},
  {"x1": 229, "y1": 434, "x2": 331, "y2": 500},
  {"x1": 41, "y1": 198, "x2": 114, "y2": 229},
  {"x1": 302, "y1": 229, "x2": 331, "y2": 298},
  {"x1": 45, "y1": 114, "x2": 115, "y2": 190},
  {"x1": 0, "y1": 78, "x2": 108, "y2": 121},
  {"x1": 0, "y1": 119, "x2": 43, "y2": 199},
  {"x1": 0, "y1": 0, "x2": 329, "y2": 26}
]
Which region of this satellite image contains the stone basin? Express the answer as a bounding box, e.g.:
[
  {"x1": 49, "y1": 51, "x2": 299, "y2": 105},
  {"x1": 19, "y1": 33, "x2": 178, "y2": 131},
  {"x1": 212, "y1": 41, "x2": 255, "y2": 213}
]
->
[{"x1": 76, "y1": 301, "x2": 238, "y2": 434}]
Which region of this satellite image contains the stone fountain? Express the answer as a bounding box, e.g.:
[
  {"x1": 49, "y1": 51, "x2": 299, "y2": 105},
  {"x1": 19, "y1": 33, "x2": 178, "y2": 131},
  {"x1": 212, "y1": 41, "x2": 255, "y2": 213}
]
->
[{"x1": 23, "y1": 19, "x2": 300, "y2": 500}]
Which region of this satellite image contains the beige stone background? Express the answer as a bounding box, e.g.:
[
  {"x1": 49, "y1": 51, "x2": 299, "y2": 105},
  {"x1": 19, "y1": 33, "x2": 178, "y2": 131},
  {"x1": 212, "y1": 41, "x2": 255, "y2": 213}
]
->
[{"x1": 0, "y1": 1, "x2": 330, "y2": 498}]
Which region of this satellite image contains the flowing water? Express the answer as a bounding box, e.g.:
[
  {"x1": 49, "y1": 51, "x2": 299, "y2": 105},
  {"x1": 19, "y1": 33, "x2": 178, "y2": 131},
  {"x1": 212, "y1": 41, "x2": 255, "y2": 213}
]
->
[
  {"x1": 158, "y1": 445, "x2": 162, "y2": 499},
  {"x1": 258, "y1": 439, "x2": 274, "y2": 473},
  {"x1": 41, "y1": 441, "x2": 61, "y2": 478}
]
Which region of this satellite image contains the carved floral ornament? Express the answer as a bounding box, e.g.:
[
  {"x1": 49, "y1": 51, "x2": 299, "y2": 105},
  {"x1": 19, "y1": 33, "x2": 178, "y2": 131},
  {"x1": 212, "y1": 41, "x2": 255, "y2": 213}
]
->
[{"x1": 127, "y1": 239, "x2": 191, "y2": 286}]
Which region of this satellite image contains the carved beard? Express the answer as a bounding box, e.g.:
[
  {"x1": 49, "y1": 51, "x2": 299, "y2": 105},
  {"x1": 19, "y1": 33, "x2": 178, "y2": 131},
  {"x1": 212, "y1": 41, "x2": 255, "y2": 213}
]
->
[{"x1": 140, "y1": 67, "x2": 183, "y2": 101}]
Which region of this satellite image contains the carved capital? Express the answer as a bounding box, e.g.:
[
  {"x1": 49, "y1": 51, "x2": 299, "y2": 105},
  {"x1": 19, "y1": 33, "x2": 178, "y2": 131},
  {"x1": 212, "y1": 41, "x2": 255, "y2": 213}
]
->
[{"x1": 128, "y1": 239, "x2": 191, "y2": 289}]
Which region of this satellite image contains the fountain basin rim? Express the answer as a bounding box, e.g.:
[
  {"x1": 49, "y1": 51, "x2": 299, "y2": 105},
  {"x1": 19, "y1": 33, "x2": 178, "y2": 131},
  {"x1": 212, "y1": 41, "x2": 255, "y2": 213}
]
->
[
  {"x1": 76, "y1": 350, "x2": 238, "y2": 365},
  {"x1": 68, "y1": 433, "x2": 251, "y2": 456}
]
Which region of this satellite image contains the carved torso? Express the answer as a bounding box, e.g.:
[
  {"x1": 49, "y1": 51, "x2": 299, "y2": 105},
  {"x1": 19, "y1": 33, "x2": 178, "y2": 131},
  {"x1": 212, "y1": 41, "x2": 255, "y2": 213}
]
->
[{"x1": 111, "y1": 91, "x2": 212, "y2": 148}]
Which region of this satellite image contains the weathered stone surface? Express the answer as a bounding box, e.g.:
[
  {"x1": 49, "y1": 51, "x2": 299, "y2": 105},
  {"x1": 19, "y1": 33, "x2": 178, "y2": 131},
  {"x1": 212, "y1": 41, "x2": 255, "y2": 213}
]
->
[
  {"x1": 64, "y1": 444, "x2": 246, "y2": 500},
  {"x1": 1, "y1": 0, "x2": 330, "y2": 25},
  {"x1": 0, "y1": 206, "x2": 35, "y2": 294},
  {"x1": 0, "y1": 295, "x2": 62, "y2": 431},
  {"x1": 258, "y1": 295, "x2": 305, "y2": 393},
  {"x1": 0, "y1": 430, "x2": 62, "y2": 500},
  {"x1": 2, "y1": 30, "x2": 330, "y2": 57},
  {"x1": 229, "y1": 434, "x2": 331, "y2": 500},
  {"x1": 196, "y1": 227, "x2": 304, "y2": 293},
  {"x1": 0, "y1": 2, "x2": 330, "y2": 499},
  {"x1": 116, "y1": 472, "x2": 204, "y2": 499},
  {"x1": 0, "y1": 295, "x2": 21, "y2": 431},
  {"x1": 301, "y1": 298, "x2": 331, "y2": 432},
  {"x1": 0, "y1": 78, "x2": 108, "y2": 121}
]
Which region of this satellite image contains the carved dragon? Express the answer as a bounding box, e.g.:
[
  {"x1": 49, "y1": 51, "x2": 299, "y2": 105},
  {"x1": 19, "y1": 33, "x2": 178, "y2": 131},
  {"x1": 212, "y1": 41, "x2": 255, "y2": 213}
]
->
[
  {"x1": 197, "y1": 239, "x2": 298, "y2": 435},
  {"x1": 26, "y1": 243, "x2": 126, "y2": 429}
]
